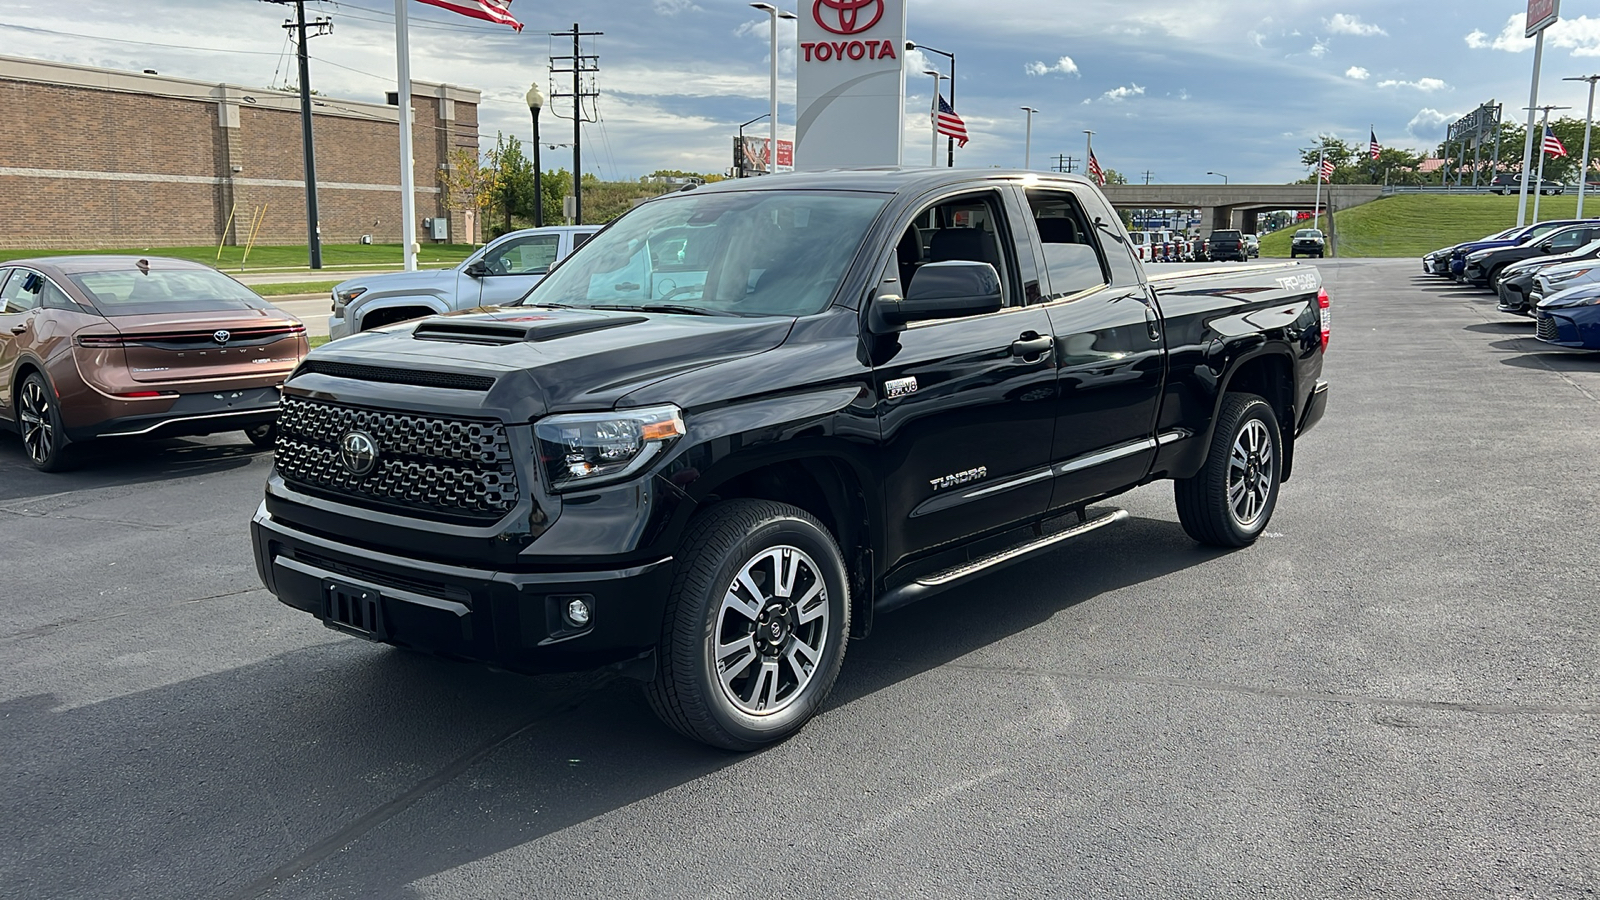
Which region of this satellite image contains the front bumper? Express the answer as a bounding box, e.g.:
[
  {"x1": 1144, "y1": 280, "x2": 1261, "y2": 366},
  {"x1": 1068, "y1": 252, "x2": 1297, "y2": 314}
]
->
[
  {"x1": 327, "y1": 311, "x2": 351, "y2": 341},
  {"x1": 1497, "y1": 280, "x2": 1532, "y2": 313},
  {"x1": 251, "y1": 503, "x2": 675, "y2": 675}
]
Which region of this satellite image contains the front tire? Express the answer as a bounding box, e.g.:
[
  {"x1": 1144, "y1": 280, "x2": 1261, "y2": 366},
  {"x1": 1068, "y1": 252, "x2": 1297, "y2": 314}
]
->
[
  {"x1": 1174, "y1": 393, "x2": 1282, "y2": 547},
  {"x1": 646, "y1": 499, "x2": 850, "y2": 750},
  {"x1": 244, "y1": 423, "x2": 277, "y2": 449},
  {"x1": 17, "y1": 372, "x2": 73, "y2": 472}
]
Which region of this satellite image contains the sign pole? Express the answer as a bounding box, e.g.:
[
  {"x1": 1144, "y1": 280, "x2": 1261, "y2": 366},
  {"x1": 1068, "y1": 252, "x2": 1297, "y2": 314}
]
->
[{"x1": 1517, "y1": 0, "x2": 1559, "y2": 226}]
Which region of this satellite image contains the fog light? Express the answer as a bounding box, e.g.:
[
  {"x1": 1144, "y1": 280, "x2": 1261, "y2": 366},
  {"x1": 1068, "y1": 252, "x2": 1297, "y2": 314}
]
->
[{"x1": 564, "y1": 597, "x2": 593, "y2": 628}]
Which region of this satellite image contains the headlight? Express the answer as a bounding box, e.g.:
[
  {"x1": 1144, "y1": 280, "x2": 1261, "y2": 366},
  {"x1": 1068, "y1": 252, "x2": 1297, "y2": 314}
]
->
[
  {"x1": 534, "y1": 404, "x2": 685, "y2": 492},
  {"x1": 1548, "y1": 268, "x2": 1592, "y2": 283},
  {"x1": 334, "y1": 286, "x2": 367, "y2": 308},
  {"x1": 1466, "y1": 251, "x2": 1491, "y2": 263}
]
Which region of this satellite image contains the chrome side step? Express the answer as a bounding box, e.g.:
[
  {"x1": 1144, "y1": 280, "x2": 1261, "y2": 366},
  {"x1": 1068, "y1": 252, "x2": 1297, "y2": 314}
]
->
[{"x1": 874, "y1": 508, "x2": 1128, "y2": 615}]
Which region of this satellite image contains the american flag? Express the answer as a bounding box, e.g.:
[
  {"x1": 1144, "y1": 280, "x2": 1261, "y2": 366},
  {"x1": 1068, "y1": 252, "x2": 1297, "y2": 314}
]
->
[
  {"x1": 935, "y1": 95, "x2": 968, "y2": 147},
  {"x1": 417, "y1": 0, "x2": 523, "y2": 31},
  {"x1": 1319, "y1": 158, "x2": 1335, "y2": 182},
  {"x1": 1087, "y1": 150, "x2": 1105, "y2": 186},
  {"x1": 1544, "y1": 125, "x2": 1569, "y2": 158},
  {"x1": 1369, "y1": 129, "x2": 1381, "y2": 160}
]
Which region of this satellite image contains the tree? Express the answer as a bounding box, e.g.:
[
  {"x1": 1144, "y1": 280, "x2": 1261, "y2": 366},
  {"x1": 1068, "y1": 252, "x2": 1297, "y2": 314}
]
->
[
  {"x1": 1294, "y1": 135, "x2": 1425, "y2": 185},
  {"x1": 438, "y1": 147, "x2": 501, "y2": 244},
  {"x1": 1100, "y1": 168, "x2": 1129, "y2": 186},
  {"x1": 485, "y1": 133, "x2": 538, "y2": 239}
]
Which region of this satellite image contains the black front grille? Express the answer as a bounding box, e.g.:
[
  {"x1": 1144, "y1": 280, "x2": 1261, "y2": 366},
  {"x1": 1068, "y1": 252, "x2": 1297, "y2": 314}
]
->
[
  {"x1": 297, "y1": 360, "x2": 495, "y2": 391},
  {"x1": 1537, "y1": 315, "x2": 1560, "y2": 341},
  {"x1": 275, "y1": 394, "x2": 520, "y2": 519}
]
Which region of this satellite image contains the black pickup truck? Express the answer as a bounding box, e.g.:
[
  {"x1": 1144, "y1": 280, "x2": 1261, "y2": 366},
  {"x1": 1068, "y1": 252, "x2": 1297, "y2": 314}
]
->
[
  {"x1": 251, "y1": 169, "x2": 1329, "y2": 749},
  {"x1": 1205, "y1": 229, "x2": 1248, "y2": 261}
]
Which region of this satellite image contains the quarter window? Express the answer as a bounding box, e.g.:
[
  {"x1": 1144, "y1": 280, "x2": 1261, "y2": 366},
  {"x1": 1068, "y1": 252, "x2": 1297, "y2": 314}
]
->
[{"x1": 1025, "y1": 190, "x2": 1110, "y2": 300}]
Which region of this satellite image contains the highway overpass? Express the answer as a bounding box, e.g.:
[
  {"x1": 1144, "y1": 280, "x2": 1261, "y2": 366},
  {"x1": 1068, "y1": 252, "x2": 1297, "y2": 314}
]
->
[{"x1": 1100, "y1": 183, "x2": 1384, "y2": 235}]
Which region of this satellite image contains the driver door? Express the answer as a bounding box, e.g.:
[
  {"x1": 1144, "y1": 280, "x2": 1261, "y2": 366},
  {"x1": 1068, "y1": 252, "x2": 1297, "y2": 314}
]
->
[{"x1": 471, "y1": 232, "x2": 563, "y2": 307}]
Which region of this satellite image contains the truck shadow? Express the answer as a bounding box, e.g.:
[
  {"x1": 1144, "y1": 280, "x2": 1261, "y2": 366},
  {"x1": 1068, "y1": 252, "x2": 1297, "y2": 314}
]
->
[
  {"x1": 0, "y1": 431, "x2": 262, "y2": 504},
  {"x1": 2, "y1": 514, "x2": 1224, "y2": 899},
  {"x1": 1499, "y1": 350, "x2": 1600, "y2": 371}
]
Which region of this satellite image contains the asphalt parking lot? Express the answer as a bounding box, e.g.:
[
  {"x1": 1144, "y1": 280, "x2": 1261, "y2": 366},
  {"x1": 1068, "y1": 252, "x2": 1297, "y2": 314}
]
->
[{"x1": 3, "y1": 257, "x2": 1598, "y2": 899}]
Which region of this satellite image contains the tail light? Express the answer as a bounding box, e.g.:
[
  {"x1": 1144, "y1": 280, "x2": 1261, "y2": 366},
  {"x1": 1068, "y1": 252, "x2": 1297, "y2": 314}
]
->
[
  {"x1": 116, "y1": 391, "x2": 177, "y2": 399},
  {"x1": 1317, "y1": 287, "x2": 1331, "y2": 351},
  {"x1": 76, "y1": 334, "x2": 124, "y2": 348}
]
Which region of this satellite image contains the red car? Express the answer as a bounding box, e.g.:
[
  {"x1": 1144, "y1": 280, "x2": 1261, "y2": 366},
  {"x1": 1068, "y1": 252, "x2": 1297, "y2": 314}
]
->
[{"x1": 0, "y1": 256, "x2": 308, "y2": 471}]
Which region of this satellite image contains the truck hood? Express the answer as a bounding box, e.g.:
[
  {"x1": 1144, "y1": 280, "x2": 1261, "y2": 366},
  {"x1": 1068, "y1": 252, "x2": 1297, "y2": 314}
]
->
[
  {"x1": 335, "y1": 267, "x2": 458, "y2": 297},
  {"x1": 291, "y1": 307, "x2": 795, "y2": 421}
]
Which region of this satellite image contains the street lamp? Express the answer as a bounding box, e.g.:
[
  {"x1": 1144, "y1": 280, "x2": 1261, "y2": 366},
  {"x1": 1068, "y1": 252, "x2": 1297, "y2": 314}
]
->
[
  {"x1": 909, "y1": 40, "x2": 956, "y2": 166},
  {"x1": 1564, "y1": 74, "x2": 1600, "y2": 217},
  {"x1": 1021, "y1": 107, "x2": 1038, "y2": 169},
  {"x1": 751, "y1": 3, "x2": 797, "y2": 175},
  {"x1": 924, "y1": 71, "x2": 948, "y2": 166},
  {"x1": 525, "y1": 82, "x2": 545, "y2": 228},
  {"x1": 737, "y1": 112, "x2": 770, "y2": 176},
  {"x1": 1207, "y1": 171, "x2": 1229, "y2": 184}
]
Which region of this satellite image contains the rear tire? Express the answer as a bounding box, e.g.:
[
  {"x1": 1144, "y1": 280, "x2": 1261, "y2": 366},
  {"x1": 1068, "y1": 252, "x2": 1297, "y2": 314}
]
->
[
  {"x1": 244, "y1": 423, "x2": 277, "y2": 449},
  {"x1": 645, "y1": 499, "x2": 850, "y2": 750},
  {"x1": 1174, "y1": 393, "x2": 1282, "y2": 547},
  {"x1": 17, "y1": 372, "x2": 74, "y2": 473}
]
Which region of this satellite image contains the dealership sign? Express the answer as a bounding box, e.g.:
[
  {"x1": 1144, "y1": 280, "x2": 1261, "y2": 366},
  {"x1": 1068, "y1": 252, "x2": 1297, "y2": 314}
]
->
[
  {"x1": 1527, "y1": 0, "x2": 1559, "y2": 37},
  {"x1": 795, "y1": 0, "x2": 907, "y2": 170}
]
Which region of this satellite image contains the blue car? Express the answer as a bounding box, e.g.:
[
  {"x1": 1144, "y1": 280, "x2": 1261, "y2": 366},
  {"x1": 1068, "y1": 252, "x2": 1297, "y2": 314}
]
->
[
  {"x1": 1449, "y1": 219, "x2": 1596, "y2": 280},
  {"x1": 1534, "y1": 281, "x2": 1600, "y2": 349}
]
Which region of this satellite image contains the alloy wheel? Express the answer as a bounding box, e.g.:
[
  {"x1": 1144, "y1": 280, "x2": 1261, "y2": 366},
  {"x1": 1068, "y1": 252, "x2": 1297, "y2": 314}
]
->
[
  {"x1": 18, "y1": 378, "x2": 54, "y2": 466},
  {"x1": 1227, "y1": 418, "x2": 1274, "y2": 528},
  {"x1": 714, "y1": 545, "x2": 830, "y2": 716}
]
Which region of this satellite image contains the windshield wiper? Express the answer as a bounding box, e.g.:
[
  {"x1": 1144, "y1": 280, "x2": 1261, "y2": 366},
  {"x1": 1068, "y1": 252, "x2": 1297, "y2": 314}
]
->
[{"x1": 590, "y1": 303, "x2": 738, "y2": 317}]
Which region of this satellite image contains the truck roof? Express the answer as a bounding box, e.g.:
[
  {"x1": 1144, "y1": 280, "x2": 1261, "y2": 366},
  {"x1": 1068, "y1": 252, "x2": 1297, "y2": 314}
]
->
[{"x1": 689, "y1": 167, "x2": 1102, "y2": 196}]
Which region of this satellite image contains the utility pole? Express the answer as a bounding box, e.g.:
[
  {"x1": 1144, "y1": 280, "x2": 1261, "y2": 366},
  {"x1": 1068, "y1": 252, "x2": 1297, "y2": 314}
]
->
[
  {"x1": 1142, "y1": 170, "x2": 1154, "y2": 185},
  {"x1": 264, "y1": 0, "x2": 332, "y2": 268},
  {"x1": 550, "y1": 23, "x2": 602, "y2": 225}
]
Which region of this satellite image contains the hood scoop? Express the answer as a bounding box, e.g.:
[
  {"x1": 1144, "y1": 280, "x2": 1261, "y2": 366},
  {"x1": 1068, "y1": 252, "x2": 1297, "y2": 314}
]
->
[{"x1": 412, "y1": 315, "x2": 649, "y2": 346}]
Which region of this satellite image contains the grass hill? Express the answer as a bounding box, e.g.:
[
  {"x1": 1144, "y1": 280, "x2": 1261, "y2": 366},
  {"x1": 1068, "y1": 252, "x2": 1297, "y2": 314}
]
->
[{"x1": 1257, "y1": 193, "x2": 1598, "y2": 258}]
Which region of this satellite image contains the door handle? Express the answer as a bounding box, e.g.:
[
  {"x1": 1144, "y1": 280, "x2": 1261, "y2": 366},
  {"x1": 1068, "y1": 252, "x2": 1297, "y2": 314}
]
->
[
  {"x1": 1144, "y1": 307, "x2": 1162, "y2": 342},
  {"x1": 1011, "y1": 332, "x2": 1053, "y2": 361},
  {"x1": 9, "y1": 323, "x2": 27, "y2": 335}
]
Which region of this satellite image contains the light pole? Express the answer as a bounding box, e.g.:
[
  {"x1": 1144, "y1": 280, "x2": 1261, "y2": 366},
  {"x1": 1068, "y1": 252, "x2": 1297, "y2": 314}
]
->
[
  {"x1": 925, "y1": 71, "x2": 948, "y2": 166},
  {"x1": 1565, "y1": 75, "x2": 1600, "y2": 218},
  {"x1": 751, "y1": 3, "x2": 797, "y2": 175},
  {"x1": 1021, "y1": 107, "x2": 1039, "y2": 169},
  {"x1": 909, "y1": 41, "x2": 955, "y2": 166},
  {"x1": 525, "y1": 82, "x2": 545, "y2": 228},
  {"x1": 1083, "y1": 129, "x2": 1095, "y2": 181},
  {"x1": 1207, "y1": 171, "x2": 1229, "y2": 184},
  {"x1": 737, "y1": 112, "x2": 770, "y2": 176},
  {"x1": 1528, "y1": 104, "x2": 1572, "y2": 223}
]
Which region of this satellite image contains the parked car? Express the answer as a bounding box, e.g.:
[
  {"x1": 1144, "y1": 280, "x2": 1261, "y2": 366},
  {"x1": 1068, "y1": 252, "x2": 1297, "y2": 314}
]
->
[
  {"x1": 1423, "y1": 228, "x2": 1520, "y2": 276},
  {"x1": 0, "y1": 256, "x2": 308, "y2": 471},
  {"x1": 1242, "y1": 234, "x2": 1260, "y2": 258},
  {"x1": 1462, "y1": 223, "x2": 1600, "y2": 288},
  {"x1": 1496, "y1": 238, "x2": 1600, "y2": 315},
  {"x1": 1527, "y1": 258, "x2": 1600, "y2": 312},
  {"x1": 1447, "y1": 219, "x2": 1595, "y2": 280},
  {"x1": 1490, "y1": 174, "x2": 1564, "y2": 195},
  {"x1": 327, "y1": 225, "x2": 600, "y2": 340},
  {"x1": 1207, "y1": 229, "x2": 1248, "y2": 262},
  {"x1": 252, "y1": 167, "x2": 1330, "y2": 749},
  {"x1": 1290, "y1": 229, "x2": 1326, "y2": 258},
  {"x1": 1535, "y1": 282, "x2": 1600, "y2": 349}
]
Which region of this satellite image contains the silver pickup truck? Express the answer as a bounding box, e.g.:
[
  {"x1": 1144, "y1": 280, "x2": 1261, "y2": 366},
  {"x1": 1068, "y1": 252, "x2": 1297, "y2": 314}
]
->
[{"x1": 327, "y1": 225, "x2": 598, "y2": 339}]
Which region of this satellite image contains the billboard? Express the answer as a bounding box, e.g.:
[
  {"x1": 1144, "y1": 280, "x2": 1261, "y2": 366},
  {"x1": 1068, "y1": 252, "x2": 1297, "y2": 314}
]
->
[
  {"x1": 1527, "y1": 0, "x2": 1559, "y2": 37},
  {"x1": 734, "y1": 136, "x2": 794, "y2": 177},
  {"x1": 795, "y1": 0, "x2": 908, "y2": 170}
]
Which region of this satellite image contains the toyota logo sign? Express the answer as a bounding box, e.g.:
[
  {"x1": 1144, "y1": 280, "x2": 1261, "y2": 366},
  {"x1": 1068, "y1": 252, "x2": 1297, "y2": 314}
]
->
[
  {"x1": 213, "y1": 330, "x2": 231, "y2": 344},
  {"x1": 813, "y1": 0, "x2": 882, "y2": 35},
  {"x1": 340, "y1": 430, "x2": 380, "y2": 477}
]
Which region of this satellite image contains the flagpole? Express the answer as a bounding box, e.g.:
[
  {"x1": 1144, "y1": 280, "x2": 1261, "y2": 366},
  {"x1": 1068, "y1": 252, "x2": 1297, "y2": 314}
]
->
[
  {"x1": 1314, "y1": 143, "x2": 1324, "y2": 226},
  {"x1": 1534, "y1": 106, "x2": 1553, "y2": 223},
  {"x1": 395, "y1": 0, "x2": 418, "y2": 272}
]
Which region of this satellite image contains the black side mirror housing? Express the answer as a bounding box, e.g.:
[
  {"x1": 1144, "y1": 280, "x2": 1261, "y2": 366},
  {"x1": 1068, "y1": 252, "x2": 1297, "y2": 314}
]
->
[
  {"x1": 870, "y1": 260, "x2": 1003, "y2": 333},
  {"x1": 464, "y1": 260, "x2": 489, "y2": 278},
  {"x1": 1540, "y1": 242, "x2": 1555, "y2": 253}
]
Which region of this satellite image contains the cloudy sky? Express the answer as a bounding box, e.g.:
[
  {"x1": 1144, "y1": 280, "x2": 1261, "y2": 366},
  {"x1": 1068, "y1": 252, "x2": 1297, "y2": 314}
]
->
[{"x1": 5, "y1": 0, "x2": 1600, "y2": 183}]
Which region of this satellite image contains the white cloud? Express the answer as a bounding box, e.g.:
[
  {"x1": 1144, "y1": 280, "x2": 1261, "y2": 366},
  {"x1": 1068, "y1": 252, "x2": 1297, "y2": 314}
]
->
[
  {"x1": 651, "y1": 0, "x2": 702, "y2": 13},
  {"x1": 1309, "y1": 39, "x2": 1329, "y2": 58},
  {"x1": 1324, "y1": 14, "x2": 1387, "y2": 37},
  {"x1": 1100, "y1": 83, "x2": 1145, "y2": 102},
  {"x1": 1345, "y1": 66, "x2": 1370, "y2": 80},
  {"x1": 1378, "y1": 77, "x2": 1450, "y2": 92},
  {"x1": 1465, "y1": 13, "x2": 1600, "y2": 55},
  {"x1": 1024, "y1": 56, "x2": 1080, "y2": 77},
  {"x1": 1407, "y1": 108, "x2": 1459, "y2": 140}
]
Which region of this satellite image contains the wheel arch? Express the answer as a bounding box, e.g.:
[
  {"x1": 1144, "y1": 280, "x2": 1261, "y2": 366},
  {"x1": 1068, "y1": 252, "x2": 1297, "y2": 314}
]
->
[
  {"x1": 354, "y1": 296, "x2": 449, "y2": 331},
  {"x1": 1200, "y1": 348, "x2": 1298, "y2": 481}
]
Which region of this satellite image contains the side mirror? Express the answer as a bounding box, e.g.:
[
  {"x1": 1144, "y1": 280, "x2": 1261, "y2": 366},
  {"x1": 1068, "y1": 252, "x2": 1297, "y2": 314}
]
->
[
  {"x1": 870, "y1": 260, "x2": 1003, "y2": 333},
  {"x1": 464, "y1": 260, "x2": 489, "y2": 278},
  {"x1": 1540, "y1": 242, "x2": 1555, "y2": 253}
]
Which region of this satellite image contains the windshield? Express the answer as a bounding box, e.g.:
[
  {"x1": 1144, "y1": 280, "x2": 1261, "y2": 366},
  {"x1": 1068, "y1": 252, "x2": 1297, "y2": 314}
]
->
[
  {"x1": 67, "y1": 266, "x2": 272, "y2": 316},
  {"x1": 1295, "y1": 230, "x2": 1323, "y2": 238},
  {"x1": 513, "y1": 190, "x2": 888, "y2": 317}
]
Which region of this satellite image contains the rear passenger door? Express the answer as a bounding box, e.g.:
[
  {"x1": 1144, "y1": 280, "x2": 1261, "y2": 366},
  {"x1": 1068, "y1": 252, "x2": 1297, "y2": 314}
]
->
[
  {"x1": 870, "y1": 188, "x2": 1058, "y2": 571},
  {"x1": 1019, "y1": 186, "x2": 1166, "y2": 509}
]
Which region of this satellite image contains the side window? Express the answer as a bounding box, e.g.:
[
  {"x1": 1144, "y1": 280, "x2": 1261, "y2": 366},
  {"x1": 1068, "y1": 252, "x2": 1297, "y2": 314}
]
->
[
  {"x1": 1025, "y1": 190, "x2": 1110, "y2": 300},
  {"x1": 573, "y1": 231, "x2": 598, "y2": 248},
  {"x1": 482, "y1": 234, "x2": 561, "y2": 275},
  {"x1": 1551, "y1": 229, "x2": 1588, "y2": 251},
  {"x1": 0, "y1": 268, "x2": 43, "y2": 313},
  {"x1": 896, "y1": 191, "x2": 1016, "y2": 309}
]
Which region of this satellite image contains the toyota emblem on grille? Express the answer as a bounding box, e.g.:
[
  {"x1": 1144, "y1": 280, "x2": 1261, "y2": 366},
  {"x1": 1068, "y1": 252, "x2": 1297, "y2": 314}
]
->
[
  {"x1": 340, "y1": 431, "x2": 379, "y2": 476},
  {"x1": 213, "y1": 330, "x2": 231, "y2": 344}
]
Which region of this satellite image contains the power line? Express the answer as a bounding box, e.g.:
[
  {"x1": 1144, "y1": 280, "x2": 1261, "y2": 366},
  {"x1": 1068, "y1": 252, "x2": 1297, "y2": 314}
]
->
[{"x1": 0, "y1": 22, "x2": 283, "y2": 56}]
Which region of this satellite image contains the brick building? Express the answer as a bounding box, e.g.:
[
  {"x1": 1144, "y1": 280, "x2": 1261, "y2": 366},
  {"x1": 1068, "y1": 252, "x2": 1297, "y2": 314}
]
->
[{"x1": 0, "y1": 54, "x2": 480, "y2": 249}]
